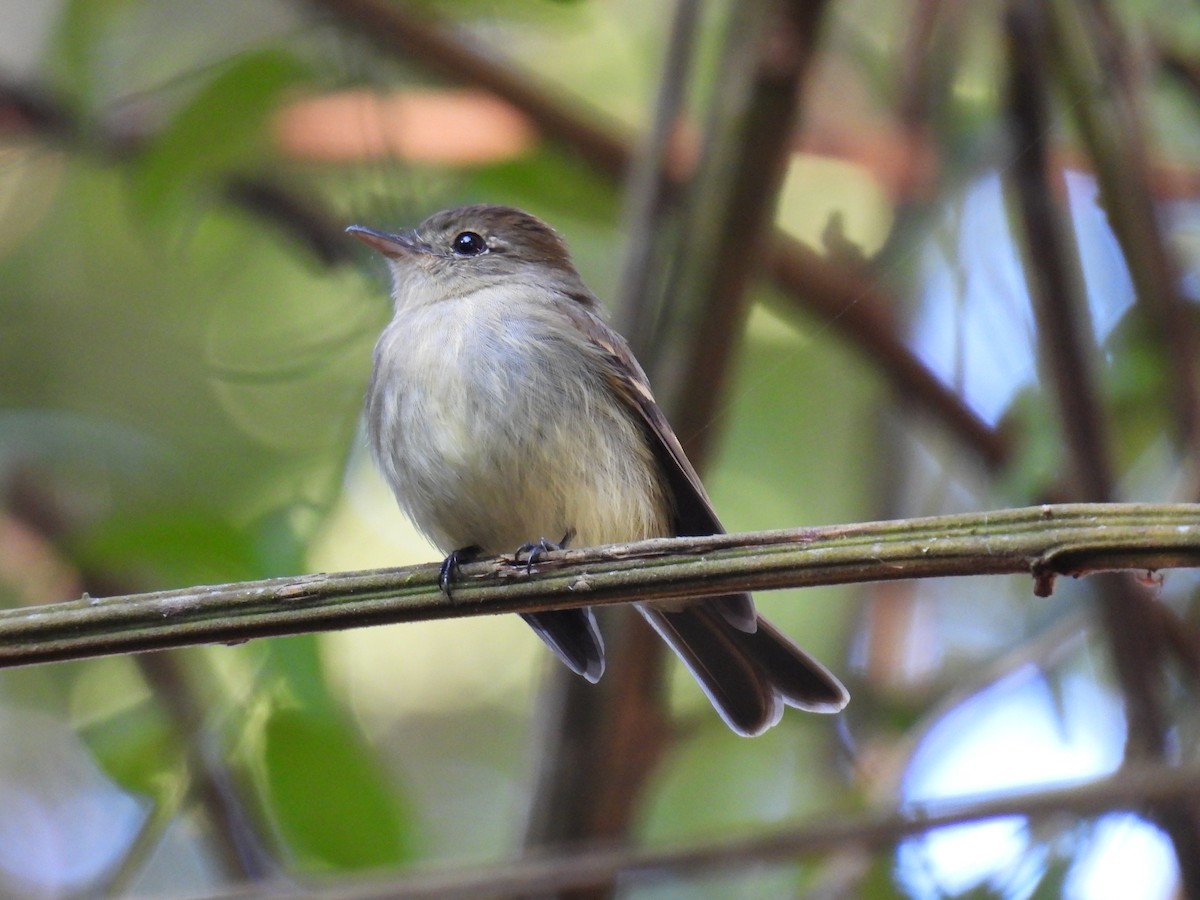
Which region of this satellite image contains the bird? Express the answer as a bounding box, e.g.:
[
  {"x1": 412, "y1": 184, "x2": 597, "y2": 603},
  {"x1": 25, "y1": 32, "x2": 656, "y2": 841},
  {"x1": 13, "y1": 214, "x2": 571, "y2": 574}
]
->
[{"x1": 348, "y1": 204, "x2": 848, "y2": 736}]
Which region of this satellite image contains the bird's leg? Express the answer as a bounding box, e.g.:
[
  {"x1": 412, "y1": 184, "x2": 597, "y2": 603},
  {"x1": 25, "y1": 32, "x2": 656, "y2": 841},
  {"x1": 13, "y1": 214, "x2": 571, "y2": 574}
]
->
[
  {"x1": 514, "y1": 528, "x2": 576, "y2": 574},
  {"x1": 439, "y1": 544, "x2": 483, "y2": 596}
]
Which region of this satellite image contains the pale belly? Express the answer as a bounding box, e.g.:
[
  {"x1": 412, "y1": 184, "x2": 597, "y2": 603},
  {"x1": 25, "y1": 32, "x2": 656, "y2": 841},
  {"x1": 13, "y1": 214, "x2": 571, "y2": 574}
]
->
[{"x1": 366, "y1": 294, "x2": 670, "y2": 554}]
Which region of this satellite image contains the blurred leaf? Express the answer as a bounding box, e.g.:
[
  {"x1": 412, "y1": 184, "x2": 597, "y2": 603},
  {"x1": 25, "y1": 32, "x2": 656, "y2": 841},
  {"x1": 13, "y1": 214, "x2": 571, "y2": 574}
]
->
[
  {"x1": 465, "y1": 148, "x2": 618, "y2": 228},
  {"x1": 998, "y1": 388, "x2": 1063, "y2": 501},
  {"x1": 857, "y1": 853, "x2": 904, "y2": 899},
  {"x1": 641, "y1": 721, "x2": 846, "y2": 842},
  {"x1": 73, "y1": 508, "x2": 263, "y2": 590},
  {"x1": 260, "y1": 706, "x2": 415, "y2": 870},
  {"x1": 249, "y1": 506, "x2": 311, "y2": 578},
  {"x1": 1104, "y1": 308, "x2": 1175, "y2": 472},
  {"x1": 1029, "y1": 853, "x2": 1073, "y2": 900},
  {"x1": 265, "y1": 635, "x2": 337, "y2": 715},
  {"x1": 133, "y1": 49, "x2": 312, "y2": 223},
  {"x1": 81, "y1": 700, "x2": 181, "y2": 799},
  {"x1": 48, "y1": 0, "x2": 137, "y2": 106}
]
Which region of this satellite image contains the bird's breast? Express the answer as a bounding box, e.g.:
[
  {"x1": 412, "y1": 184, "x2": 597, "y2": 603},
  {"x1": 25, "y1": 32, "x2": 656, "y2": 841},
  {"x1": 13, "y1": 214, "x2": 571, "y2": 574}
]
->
[{"x1": 366, "y1": 289, "x2": 670, "y2": 553}]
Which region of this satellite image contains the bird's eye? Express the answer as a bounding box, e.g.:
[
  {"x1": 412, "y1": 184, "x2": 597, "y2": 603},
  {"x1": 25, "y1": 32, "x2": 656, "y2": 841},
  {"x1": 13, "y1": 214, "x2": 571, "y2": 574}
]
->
[{"x1": 451, "y1": 231, "x2": 488, "y2": 257}]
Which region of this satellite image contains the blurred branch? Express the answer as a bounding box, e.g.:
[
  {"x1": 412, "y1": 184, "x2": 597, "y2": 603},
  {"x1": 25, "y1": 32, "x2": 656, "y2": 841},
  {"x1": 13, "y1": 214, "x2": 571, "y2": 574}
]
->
[
  {"x1": 0, "y1": 80, "x2": 77, "y2": 140},
  {"x1": 613, "y1": 0, "x2": 702, "y2": 345},
  {"x1": 521, "y1": 0, "x2": 706, "y2": 862},
  {"x1": 224, "y1": 175, "x2": 355, "y2": 266},
  {"x1": 6, "y1": 477, "x2": 277, "y2": 880},
  {"x1": 525, "y1": 0, "x2": 829, "y2": 877},
  {"x1": 1159, "y1": 40, "x2": 1200, "y2": 101},
  {"x1": 521, "y1": 617, "x2": 670, "y2": 848},
  {"x1": 0, "y1": 78, "x2": 349, "y2": 266},
  {"x1": 897, "y1": 0, "x2": 958, "y2": 129},
  {"x1": 0, "y1": 67, "x2": 1004, "y2": 473},
  {"x1": 1047, "y1": 0, "x2": 1200, "y2": 488},
  {"x1": 292, "y1": 0, "x2": 1006, "y2": 469},
  {"x1": 2, "y1": 504, "x2": 1198, "y2": 669},
  {"x1": 300, "y1": 0, "x2": 632, "y2": 179},
  {"x1": 765, "y1": 236, "x2": 1010, "y2": 468},
  {"x1": 1004, "y1": 1, "x2": 1113, "y2": 499},
  {"x1": 647, "y1": 0, "x2": 830, "y2": 464},
  {"x1": 212, "y1": 761, "x2": 1200, "y2": 898},
  {"x1": 1008, "y1": 5, "x2": 1200, "y2": 885}
]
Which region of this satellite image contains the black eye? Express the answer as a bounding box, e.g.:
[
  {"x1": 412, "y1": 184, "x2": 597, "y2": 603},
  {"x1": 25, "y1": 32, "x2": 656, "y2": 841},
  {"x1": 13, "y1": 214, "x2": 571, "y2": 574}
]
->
[{"x1": 451, "y1": 231, "x2": 488, "y2": 257}]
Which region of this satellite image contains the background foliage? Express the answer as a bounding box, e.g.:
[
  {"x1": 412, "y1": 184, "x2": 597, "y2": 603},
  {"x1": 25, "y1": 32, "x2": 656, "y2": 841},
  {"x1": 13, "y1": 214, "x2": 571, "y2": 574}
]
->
[{"x1": 2, "y1": 0, "x2": 1200, "y2": 896}]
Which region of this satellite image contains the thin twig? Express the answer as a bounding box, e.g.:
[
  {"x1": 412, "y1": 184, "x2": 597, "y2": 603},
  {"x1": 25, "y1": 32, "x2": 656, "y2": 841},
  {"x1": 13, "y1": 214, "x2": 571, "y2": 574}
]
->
[
  {"x1": 612, "y1": 0, "x2": 702, "y2": 345},
  {"x1": 649, "y1": 0, "x2": 830, "y2": 466},
  {"x1": 210, "y1": 761, "x2": 1200, "y2": 898}
]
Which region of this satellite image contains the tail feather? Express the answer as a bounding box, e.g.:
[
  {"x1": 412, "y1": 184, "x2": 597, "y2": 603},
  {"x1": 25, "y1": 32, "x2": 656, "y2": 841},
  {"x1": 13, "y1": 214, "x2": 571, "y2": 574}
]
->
[
  {"x1": 521, "y1": 609, "x2": 605, "y2": 684},
  {"x1": 639, "y1": 605, "x2": 781, "y2": 736},
  {"x1": 639, "y1": 601, "x2": 848, "y2": 736},
  {"x1": 521, "y1": 599, "x2": 849, "y2": 734},
  {"x1": 709, "y1": 592, "x2": 757, "y2": 632},
  {"x1": 741, "y1": 616, "x2": 849, "y2": 712}
]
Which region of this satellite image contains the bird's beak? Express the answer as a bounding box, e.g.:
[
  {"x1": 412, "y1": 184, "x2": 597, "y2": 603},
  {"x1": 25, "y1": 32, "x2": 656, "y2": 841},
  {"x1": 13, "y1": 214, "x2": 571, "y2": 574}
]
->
[{"x1": 346, "y1": 225, "x2": 422, "y2": 259}]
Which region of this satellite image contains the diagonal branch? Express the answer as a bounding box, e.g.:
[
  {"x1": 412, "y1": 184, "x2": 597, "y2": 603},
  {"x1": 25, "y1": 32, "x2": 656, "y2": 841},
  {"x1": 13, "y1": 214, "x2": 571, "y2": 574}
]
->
[
  {"x1": 1047, "y1": 0, "x2": 1200, "y2": 485},
  {"x1": 646, "y1": 0, "x2": 829, "y2": 463},
  {"x1": 1006, "y1": 4, "x2": 1200, "y2": 885},
  {"x1": 209, "y1": 761, "x2": 1200, "y2": 898},
  {"x1": 295, "y1": 0, "x2": 1005, "y2": 467},
  {"x1": 4, "y1": 504, "x2": 1199, "y2": 670}
]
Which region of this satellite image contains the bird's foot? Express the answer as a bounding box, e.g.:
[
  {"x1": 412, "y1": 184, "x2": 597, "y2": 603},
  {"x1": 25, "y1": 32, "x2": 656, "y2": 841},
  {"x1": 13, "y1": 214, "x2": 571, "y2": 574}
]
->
[
  {"x1": 439, "y1": 545, "x2": 483, "y2": 596},
  {"x1": 514, "y1": 528, "x2": 576, "y2": 574}
]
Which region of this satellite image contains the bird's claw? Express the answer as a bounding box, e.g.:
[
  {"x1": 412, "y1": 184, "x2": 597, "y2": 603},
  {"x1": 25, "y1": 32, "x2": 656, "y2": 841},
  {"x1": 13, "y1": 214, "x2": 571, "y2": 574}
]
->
[
  {"x1": 514, "y1": 529, "x2": 575, "y2": 574},
  {"x1": 439, "y1": 545, "x2": 482, "y2": 597}
]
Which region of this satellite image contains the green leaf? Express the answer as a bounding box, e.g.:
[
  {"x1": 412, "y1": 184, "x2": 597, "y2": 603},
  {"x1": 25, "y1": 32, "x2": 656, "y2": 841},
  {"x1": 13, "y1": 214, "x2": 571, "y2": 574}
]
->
[
  {"x1": 133, "y1": 49, "x2": 312, "y2": 223},
  {"x1": 260, "y1": 707, "x2": 415, "y2": 871},
  {"x1": 47, "y1": 0, "x2": 137, "y2": 107},
  {"x1": 465, "y1": 147, "x2": 618, "y2": 228},
  {"x1": 81, "y1": 700, "x2": 181, "y2": 798},
  {"x1": 73, "y1": 508, "x2": 263, "y2": 590},
  {"x1": 265, "y1": 635, "x2": 338, "y2": 715}
]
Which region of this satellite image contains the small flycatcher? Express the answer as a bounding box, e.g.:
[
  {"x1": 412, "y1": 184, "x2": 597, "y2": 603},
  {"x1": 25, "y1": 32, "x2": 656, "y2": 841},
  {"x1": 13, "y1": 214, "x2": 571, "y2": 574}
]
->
[{"x1": 349, "y1": 205, "x2": 848, "y2": 736}]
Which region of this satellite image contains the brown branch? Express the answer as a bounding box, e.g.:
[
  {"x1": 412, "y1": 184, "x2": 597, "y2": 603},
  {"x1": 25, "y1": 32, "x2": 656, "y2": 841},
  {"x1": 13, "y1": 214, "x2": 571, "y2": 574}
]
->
[
  {"x1": 519, "y1": 2, "x2": 707, "y2": 869},
  {"x1": 301, "y1": 0, "x2": 632, "y2": 180},
  {"x1": 1047, "y1": 1, "x2": 1200, "y2": 488},
  {"x1": 224, "y1": 176, "x2": 355, "y2": 266},
  {"x1": 765, "y1": 236, "x2": 1009, "y2": 468},
  {"x1": 646, "y1": 0, "x2": 831, "y2": 464},
  {"x1": 1004, "y1": 0, "x2": 1114, "y2": 499},
  {"x1": 293, "y1": 0, "x2": 1006, "y2": 469},
  {"x1": 611, "y1": 0, "x2": 701, "y2": 346},
  {"x1": 1008, "y1": 4, "x2": 1200, "y2": 886},
  {"x1": 209, "y1": 762, "x2": 1200, "y2": 897}
]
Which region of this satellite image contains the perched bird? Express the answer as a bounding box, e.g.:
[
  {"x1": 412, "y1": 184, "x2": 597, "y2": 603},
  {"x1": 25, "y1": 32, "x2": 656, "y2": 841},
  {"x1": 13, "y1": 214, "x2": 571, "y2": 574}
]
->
[{"x1": 348, "y1": 205, "x2": 848, "y2": 736}]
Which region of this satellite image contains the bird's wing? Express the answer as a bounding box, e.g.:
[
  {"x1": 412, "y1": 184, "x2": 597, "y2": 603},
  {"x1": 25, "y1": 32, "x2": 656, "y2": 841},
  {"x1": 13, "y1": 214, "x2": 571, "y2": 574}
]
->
[{"x1": 563, "y1": 301, "x2": 756, "y2": 631}]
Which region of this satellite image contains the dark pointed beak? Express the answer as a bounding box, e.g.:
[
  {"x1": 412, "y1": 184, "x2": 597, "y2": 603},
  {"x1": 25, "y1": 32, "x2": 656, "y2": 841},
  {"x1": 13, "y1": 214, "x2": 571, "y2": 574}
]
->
[{"x1": 345, "y1": 225, "x2": 422, "y2": 258}]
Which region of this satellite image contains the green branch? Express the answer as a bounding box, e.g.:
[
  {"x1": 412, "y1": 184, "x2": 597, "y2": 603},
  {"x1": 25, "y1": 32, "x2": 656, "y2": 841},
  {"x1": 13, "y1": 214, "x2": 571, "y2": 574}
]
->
[{"x1": 5, "y1": 503, "x2": 1199, "y2": 668}]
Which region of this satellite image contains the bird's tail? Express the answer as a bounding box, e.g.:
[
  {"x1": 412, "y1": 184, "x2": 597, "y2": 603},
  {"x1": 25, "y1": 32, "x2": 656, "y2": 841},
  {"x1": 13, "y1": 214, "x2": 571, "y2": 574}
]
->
[{"x1": 638, "y1": 596, "x2": 848, "y2": 736}]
